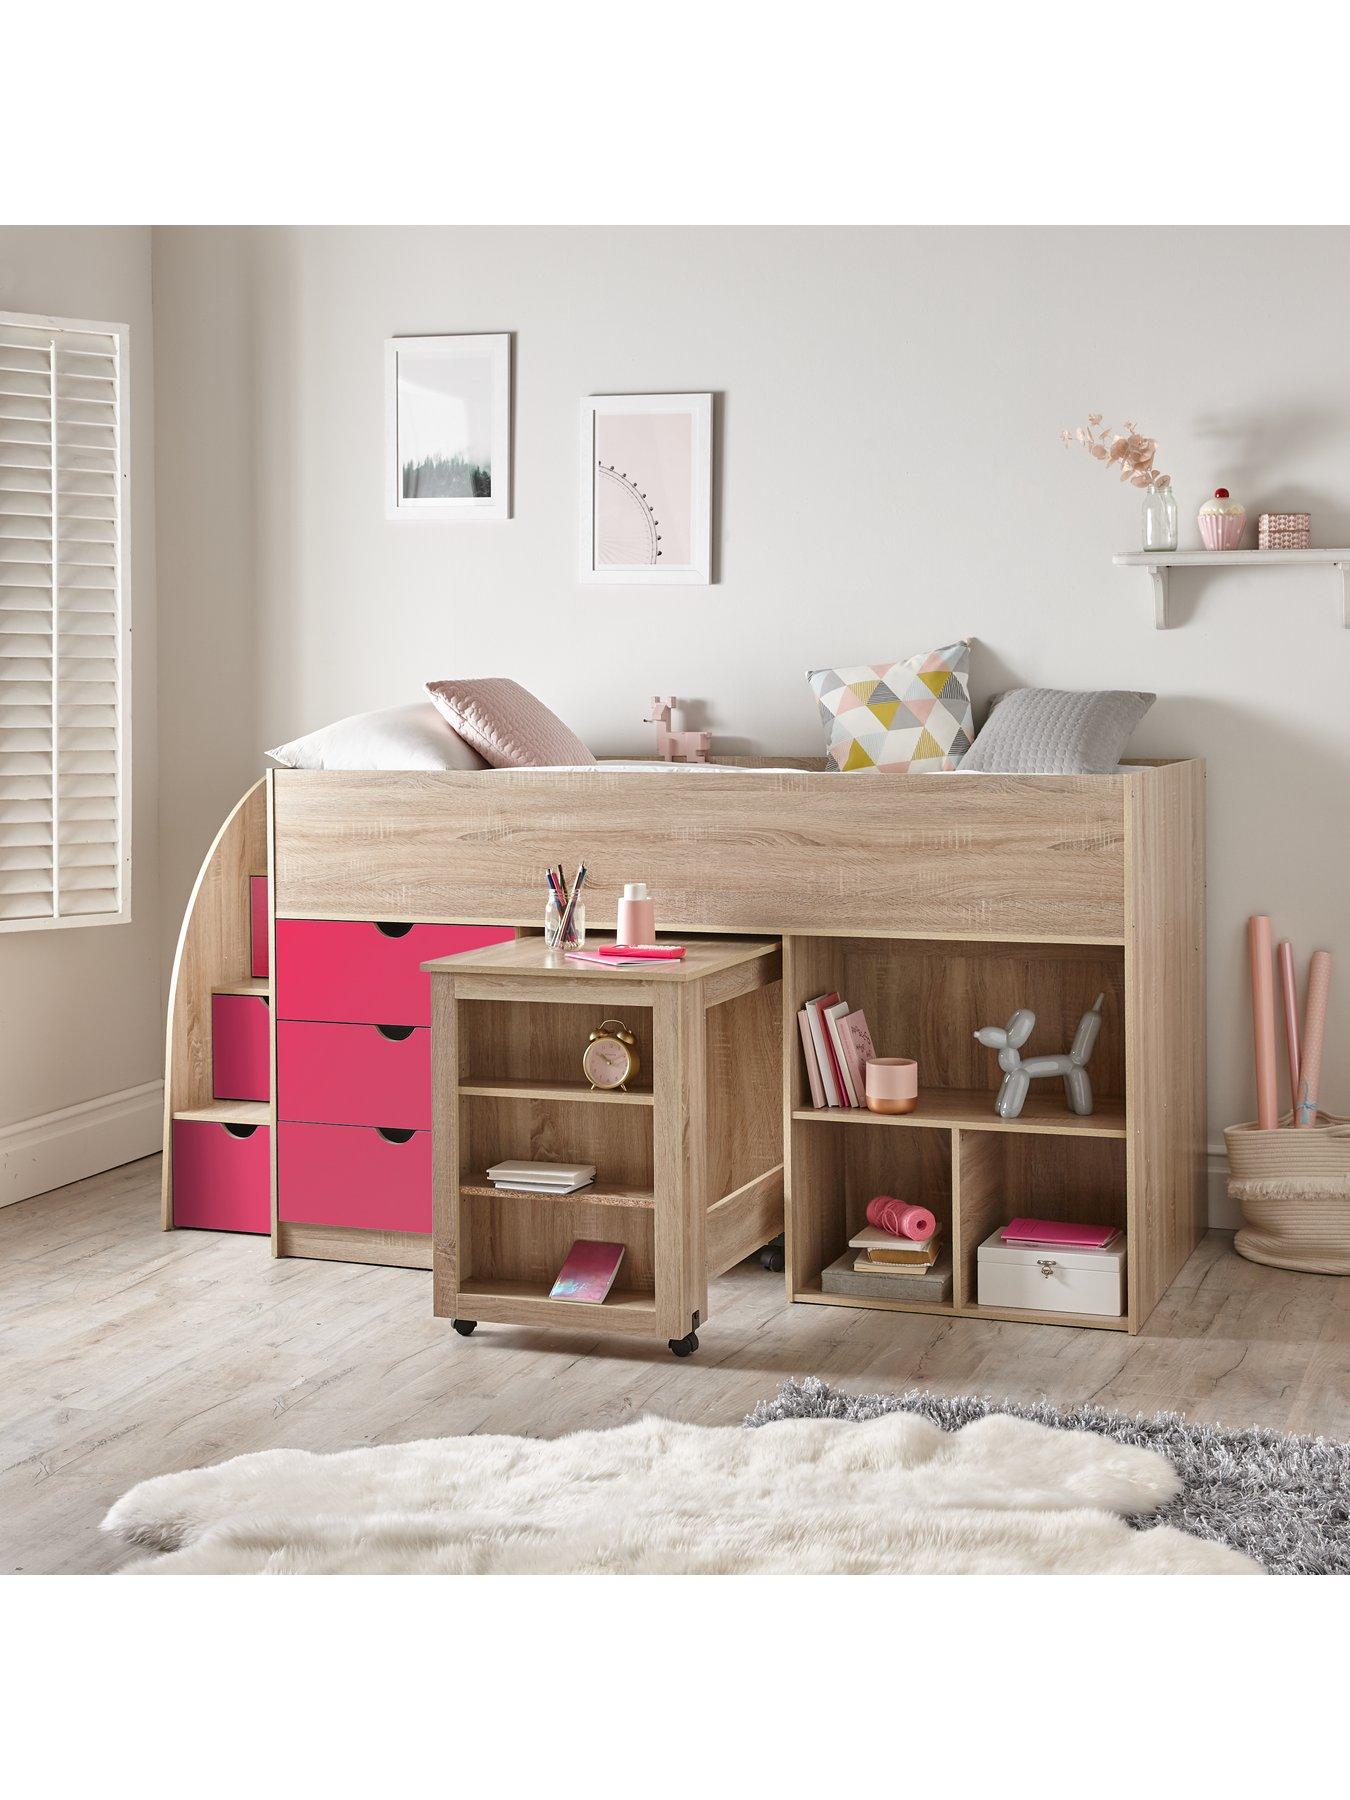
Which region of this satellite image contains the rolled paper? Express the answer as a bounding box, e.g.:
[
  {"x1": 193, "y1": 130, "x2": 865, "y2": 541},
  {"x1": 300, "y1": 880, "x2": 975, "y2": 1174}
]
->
[
  {"x1": 1296, "y1": 949, "x2": 1332, "y2": 1129},
  {"x1": 866, "y1": 1195, "x2": 937, "y2": 1241},
  {"x1": 1278, "y1": 940, "x2": 1300, "y2": 1114},
  {"x1": 1248, "y1": 915, "x2": 1278, "y2": 1130}
]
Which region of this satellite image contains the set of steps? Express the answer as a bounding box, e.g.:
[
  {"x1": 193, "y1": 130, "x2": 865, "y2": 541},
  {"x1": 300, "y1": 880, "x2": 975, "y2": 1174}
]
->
[{"x1": 162, "y1": 781, "x2": 273, "y2": 1235}]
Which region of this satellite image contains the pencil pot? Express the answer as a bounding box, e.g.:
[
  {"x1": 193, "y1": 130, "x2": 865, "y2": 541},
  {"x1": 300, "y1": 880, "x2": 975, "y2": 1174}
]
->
[
  {"x1": 1224, "y1": 1113, "x2": 1350, "y2": 1275},
  {"x1": 544, "y1": 895, "x2": 585, "y2": 951}
]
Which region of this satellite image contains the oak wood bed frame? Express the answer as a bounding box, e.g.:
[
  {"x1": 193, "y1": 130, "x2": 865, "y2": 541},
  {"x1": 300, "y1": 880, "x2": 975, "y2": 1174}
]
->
[{"x1": 164, "y1": 757, "x2": 1205, "y2": 1334}]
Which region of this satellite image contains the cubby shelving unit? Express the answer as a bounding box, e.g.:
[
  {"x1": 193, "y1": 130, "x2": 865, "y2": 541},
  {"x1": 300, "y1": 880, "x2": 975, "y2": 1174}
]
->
[
  {"x1": 782, "y1": 749, "x2": 1205, "y2": 1338},
  {"x1": 427, "y1": 937, "x2": 785, "y2": 1353}
]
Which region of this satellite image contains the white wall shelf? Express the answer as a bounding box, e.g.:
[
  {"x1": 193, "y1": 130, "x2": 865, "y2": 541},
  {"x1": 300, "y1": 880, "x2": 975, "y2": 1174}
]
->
[{"x1": 1113, "y1": 549, "x2": 1350, "y2": 630}]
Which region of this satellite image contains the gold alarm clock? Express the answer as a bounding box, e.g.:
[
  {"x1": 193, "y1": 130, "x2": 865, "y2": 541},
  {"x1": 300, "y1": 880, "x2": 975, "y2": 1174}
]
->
[{"x1": 583, "y1": 1018, "x2": 640, "y2": 1092}]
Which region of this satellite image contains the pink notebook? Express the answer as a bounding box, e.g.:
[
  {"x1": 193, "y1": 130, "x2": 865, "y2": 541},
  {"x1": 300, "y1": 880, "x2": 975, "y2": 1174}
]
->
[
  {"x1": 549, "y1": 1239, "x2": 626, "y2": 1302},
  {"x1": 1001, "y1": 1217, "x2": 1121, "y2": 1250}
]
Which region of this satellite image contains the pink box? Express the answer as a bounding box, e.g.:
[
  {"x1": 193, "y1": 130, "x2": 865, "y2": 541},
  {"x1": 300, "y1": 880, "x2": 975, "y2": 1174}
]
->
[
  {"x1": 274, "y1": 920, "x2": 514, "y2": 1026},
  {"x1": 277, "y1": 1019, "x2": 430, "y2": 1129},
  {"x1": 212, "y1": 992, "x2": 270, "y2": 1102},
  {"x1": 250, "y1": 876, "x2": 269, "y2": 979},
  {"x1": 277, "y1": 1121, "x2": 432, "y2": 1233},
  {"x1": 171, "y1": 1118, "x2": 270, "y2": 1234}
]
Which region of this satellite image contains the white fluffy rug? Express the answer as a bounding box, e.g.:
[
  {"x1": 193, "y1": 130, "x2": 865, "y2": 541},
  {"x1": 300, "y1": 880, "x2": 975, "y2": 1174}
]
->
[{"x1": 102, "y1": 1412, "x2": 1262, "y2": 1574}]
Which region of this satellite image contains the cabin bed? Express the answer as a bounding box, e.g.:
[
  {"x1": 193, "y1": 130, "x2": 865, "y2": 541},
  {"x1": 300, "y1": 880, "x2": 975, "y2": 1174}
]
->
[{"x1": 164, "y1": 756, "x2": 1205, "y2": 1335}]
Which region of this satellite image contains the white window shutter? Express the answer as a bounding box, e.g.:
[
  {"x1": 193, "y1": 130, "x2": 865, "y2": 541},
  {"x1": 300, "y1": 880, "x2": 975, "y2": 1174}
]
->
[{"x1": 0, "y1": 313, "x2": 128, "y2": 930}]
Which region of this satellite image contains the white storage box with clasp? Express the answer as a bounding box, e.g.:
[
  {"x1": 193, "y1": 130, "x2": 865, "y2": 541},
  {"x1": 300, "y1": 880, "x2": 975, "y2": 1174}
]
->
[{"x1": 976, "y1": 1227, "x2": 1126, "y2": 1317}]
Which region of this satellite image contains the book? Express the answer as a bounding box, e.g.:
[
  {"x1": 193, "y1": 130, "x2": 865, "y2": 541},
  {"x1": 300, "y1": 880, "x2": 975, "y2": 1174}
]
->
[
  {"x1": 797, "y1": 1009, "x2": 826, "y2": 1109},
  {"x1": 1000, "y1": 1217, "x2": 1121, "y2": 1250},
  {"x1": 803, "y1": 991, "x2": 846, "y2": 1107},
  {"x1": 855, "y1": 1245, "x2": 939, "y2": 1269},
  {"x1": 850, "y1": 1224, "x2": 938, "y2": 1260},
  {"x1": 490, "y1": 1178, "x2": 596, "y2": 1195},
  {"x1": 822, "y1": 1251, "x2": 952, "y2": 1304},
  {"x1": 823, "y1": 998, "x2": 859, "y2": 1105},
  {"x1": 549, "y1": 1239, "x2": 626, "y2": 1303},
  {"x1": 833, "y1": 1008, "x2": 876, "y2": 1108},
  {"x1": 854, "y1": 1247, "x2": 938, "y2": 1272},
  {"x1": 563, "y1": 951, "x2": 651, "y2": 969}
]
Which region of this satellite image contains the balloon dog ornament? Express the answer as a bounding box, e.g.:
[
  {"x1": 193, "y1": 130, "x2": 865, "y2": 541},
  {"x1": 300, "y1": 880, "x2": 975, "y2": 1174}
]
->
[{"x1": 974, "y1": 994, "x2": 1105, "y2": 1120}]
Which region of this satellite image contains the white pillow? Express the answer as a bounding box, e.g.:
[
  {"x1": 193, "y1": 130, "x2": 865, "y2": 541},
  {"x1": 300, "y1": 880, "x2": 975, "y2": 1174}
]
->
[{"x1": 266, "y1": 702, "x2": 489, "y2": 771}]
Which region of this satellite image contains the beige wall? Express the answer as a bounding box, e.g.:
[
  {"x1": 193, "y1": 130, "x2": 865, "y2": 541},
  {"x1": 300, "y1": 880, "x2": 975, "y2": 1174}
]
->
[
  {"x1": 0, "y1": 228, "x2": 160, "y2": 1147},
  {"x1": 151, "y1": 225, "x2": 1350, "y2": 1162}
]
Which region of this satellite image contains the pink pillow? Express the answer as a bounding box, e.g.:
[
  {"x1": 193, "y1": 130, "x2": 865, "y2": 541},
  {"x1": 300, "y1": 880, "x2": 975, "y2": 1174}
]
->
[{"x1": 425, "y1": 678, "x2": 595, "y2": 768}]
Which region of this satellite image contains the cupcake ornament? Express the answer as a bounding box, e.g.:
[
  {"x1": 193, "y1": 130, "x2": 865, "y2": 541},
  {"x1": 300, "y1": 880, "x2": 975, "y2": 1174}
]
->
[{"x1": 1199, "y1": 487, "x2": 1246, "y2": 550}]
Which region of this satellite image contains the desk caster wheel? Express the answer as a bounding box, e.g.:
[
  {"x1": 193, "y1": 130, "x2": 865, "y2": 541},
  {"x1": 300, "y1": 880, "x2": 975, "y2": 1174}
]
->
[
  {"x1": 452, "y1": 1319, "x2": 477, "y2": 1337},
  {"x1": 759, "y1": 1234, "x2": 785, "y2": 1273},
  {"x1": 668, "y1": 1331, "x2": 699, "y2": 1358}
]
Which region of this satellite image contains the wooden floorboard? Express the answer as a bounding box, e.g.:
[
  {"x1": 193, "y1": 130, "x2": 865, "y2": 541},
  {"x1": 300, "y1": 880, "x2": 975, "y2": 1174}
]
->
[{"x1": 2, "y1": 1154, "x2": 1346, "y2": 1573}]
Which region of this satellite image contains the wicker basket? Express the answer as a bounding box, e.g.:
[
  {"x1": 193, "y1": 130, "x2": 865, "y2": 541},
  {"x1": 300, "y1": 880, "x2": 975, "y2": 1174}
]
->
[
  {"x1": 1225, "y1": 1111, "x2": 1350, "y2": 1274},
  {"x1": 1258, "y1": 512, "x2": 1311, "y2": 550}
]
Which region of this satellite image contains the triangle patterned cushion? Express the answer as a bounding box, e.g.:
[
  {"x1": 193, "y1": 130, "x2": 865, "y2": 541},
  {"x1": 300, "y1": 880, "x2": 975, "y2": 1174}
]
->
[{"x1": 807, "y1": 641, "x2": 973, "y2": 773}]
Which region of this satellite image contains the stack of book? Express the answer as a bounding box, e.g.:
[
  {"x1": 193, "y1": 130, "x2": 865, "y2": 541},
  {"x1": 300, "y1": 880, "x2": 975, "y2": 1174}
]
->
[
  {"x1": 850, "y1": 1223, "x2": 942, "y2": 1273},
  {"x1": 486, "y1": 1160, "x2": 596, "y2": 1196},
  {"x1": 797, "y1": 990, "x2": 875, "y2": 1108},
  {"x1": 820, "y1": 1222, "x2": 952, "y2": 1303}
]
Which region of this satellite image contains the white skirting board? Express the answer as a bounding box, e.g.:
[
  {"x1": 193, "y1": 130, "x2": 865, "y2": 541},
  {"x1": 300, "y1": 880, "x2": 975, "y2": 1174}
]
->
[
  {"x1": 0, "y1": 1080, "x2": 163, "y2": 1208},
  {"x1": 0, "y1": 1088, "x2": 1236, "y2": 1230}
]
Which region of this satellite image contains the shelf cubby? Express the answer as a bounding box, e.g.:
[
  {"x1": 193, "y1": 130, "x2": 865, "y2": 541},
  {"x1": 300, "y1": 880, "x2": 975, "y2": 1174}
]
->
[{"x1": 459, "y1": 997, "x2": 655, "y2": 1098}]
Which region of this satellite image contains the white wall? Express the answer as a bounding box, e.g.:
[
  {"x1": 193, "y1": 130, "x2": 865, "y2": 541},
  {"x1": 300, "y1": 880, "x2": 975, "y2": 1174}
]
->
[
  {"x1": 0, "y1": 228, "x2": 161, "y2": 1198},
  {"x1": 151, "y1": 226, "x2": 1350, "y2": 1184}
]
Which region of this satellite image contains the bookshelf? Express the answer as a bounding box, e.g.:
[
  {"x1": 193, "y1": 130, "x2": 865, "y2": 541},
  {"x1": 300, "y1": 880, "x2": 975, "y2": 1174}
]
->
[
  {"x1": 781, "y1": 747, "x2": 1205, "y2": 1338},
  {"x1": 425, "y1": 936, "x2": 784, "y2": 1355}
]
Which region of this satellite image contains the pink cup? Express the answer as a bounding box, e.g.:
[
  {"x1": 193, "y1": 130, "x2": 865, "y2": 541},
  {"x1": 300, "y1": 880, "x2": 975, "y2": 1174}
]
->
[{"x1": 865, "y1": 1057, "x2": 918, "y2": 1115}]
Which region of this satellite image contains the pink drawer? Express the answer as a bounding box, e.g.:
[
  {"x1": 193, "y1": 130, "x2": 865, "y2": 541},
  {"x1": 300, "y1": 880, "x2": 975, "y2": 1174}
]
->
[
  {"x1": 250, "y1": 875, "x2": 269, "y2": 979},
  {"x1": 277, "y1": 1019, "x2": 430, "y2": 1129},
  {"x1": 171, "y1": 1119, "x2": 270, "y2": 1234},
  {"x1": 275, "y1": 920, "x2": 513, "y2": 1026},
  {"x1": 212, "y1": 993, "x2": 270, "y2": 1102},
  {"x1": 278, "y1": 1122, "x2": 432, "y2": 1233}
]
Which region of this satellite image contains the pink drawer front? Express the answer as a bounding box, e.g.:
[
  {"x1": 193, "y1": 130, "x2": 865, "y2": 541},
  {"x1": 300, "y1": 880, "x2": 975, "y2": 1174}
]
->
[
  {"x1": 278, "y1": 1122, "x2": 432, "y2": 1233},
  {"x1": 172, "y1": 1119, "x2": 270, "y2": 1234},
  {"x1": 250, "y1": 875, "x2": 269, "y2": 979},
  {"x1": 212, "y1": 993, "x2": 270, "y2": 1102},
  {"x1": 277, "y1": 1019, "x2": 430, "y2": 1129},
  {"x1": 274, "y1": 920, "x2": 513, "y2": 1026}
]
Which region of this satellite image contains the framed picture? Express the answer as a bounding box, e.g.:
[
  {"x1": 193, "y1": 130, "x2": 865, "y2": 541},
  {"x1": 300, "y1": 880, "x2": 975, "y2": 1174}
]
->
[
  {"x1": 385, "y1": 333, "x2": 510, "y2": 520},
  {"x1": 580, "y1": 393, "x2": 712, "y2": 584}
]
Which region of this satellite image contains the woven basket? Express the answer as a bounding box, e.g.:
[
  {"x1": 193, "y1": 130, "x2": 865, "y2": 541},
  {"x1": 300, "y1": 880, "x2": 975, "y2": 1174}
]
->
[
  {"x1": 1258, "y1": 512, "x2": 1311, "y2": 551},
  {"x1": 1225, "y1": 1111, "x2": 1350, "y2": 1274}
]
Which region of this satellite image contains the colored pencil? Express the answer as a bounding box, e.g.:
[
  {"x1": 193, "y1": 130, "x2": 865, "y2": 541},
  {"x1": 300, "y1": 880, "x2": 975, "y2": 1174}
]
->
[
  {"x1": 1248, "y1": 915, "x2": 1278, "y2": 1130},
  {"x1": 1296, "y1": 949, "x2": 1332, "y2": 1128}
]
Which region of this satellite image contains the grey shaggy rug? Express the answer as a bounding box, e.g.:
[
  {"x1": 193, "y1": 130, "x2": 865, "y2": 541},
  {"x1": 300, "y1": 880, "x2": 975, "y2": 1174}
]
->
[{"x1": 746, "y1": 1378, "x2": 1350, "y2": 1576}]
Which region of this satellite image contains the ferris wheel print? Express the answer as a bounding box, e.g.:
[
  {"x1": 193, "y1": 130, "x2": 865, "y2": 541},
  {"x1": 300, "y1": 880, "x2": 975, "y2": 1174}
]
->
[{"x1": 595, "y1": 462, "x2": 662, "y2": 565}]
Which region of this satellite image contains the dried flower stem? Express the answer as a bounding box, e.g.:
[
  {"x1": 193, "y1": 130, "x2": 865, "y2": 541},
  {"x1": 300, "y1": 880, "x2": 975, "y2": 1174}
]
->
[{"x1": 1060, "y1": 414, "x2": 1169, "y2": 490}]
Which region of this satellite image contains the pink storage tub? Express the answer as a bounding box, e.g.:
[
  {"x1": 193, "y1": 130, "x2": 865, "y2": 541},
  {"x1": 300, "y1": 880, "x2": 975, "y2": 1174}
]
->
[
  {"x1": 277, "y1": 1121, "x2": 432, "y2": 1233},
  {"x1": 277, "y1": 1019, "x2": 431, "y2": 1129},
  {"x1": 212, "y1": 992, "x2": 270, "y2": 1102},
  {"x1": 171, "y1": 1119, "x2": 270, "y2": 1234},
  {"x1": 274, "y1": 920, "x2": 513, "y2": 1025},
  {"x1": 250, "y1": 875, "x2": 269, "y2": 979}
]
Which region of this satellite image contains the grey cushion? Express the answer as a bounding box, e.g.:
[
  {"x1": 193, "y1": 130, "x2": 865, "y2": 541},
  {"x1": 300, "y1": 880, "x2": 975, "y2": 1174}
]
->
[{"x1": 958, "y1": 687, "x2": 1154, "y2": 775}]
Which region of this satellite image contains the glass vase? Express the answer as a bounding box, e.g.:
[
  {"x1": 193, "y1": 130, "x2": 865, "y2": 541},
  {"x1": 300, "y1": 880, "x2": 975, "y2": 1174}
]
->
[
  {"x1": 544, "y1": 894, "x2": 585, "y2": 952},
  {"x1": 1141, "y1": 482, "x2": 1178, "y2": 551}
]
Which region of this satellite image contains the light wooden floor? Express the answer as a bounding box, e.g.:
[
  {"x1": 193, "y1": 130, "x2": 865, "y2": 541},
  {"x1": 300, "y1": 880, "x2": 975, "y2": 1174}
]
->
[{"x1": 3, "y1": 1154, "x2": 1348, "y2": 1573}]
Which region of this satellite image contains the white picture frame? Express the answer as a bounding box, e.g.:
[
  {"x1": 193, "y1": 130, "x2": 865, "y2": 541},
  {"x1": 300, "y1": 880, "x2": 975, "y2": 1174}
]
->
[
  {"x1": 580, "y1": 393, "x2": 712, "y2": 584},
  {"x1": 385, "y1": 333, "x2": 511, "y2": 520}
]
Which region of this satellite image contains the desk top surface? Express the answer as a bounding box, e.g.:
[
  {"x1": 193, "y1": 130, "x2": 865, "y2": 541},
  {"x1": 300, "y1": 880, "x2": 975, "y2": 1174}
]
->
[{"x1": 422, "y1": 934, "x2": 779, "y2": 985}]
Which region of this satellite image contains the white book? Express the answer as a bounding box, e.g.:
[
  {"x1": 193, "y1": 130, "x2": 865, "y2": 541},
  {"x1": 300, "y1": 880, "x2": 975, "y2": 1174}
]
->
[
  {"x1": 797, "y1": 1009, "x2": 826, "y2": 1109},
  {"x1": 487, "y1": 1160, "x2": 596, "y2": 1184},
  {"x1": 490, "y1": 1177, "x2": 596, "y2": 1195}
]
